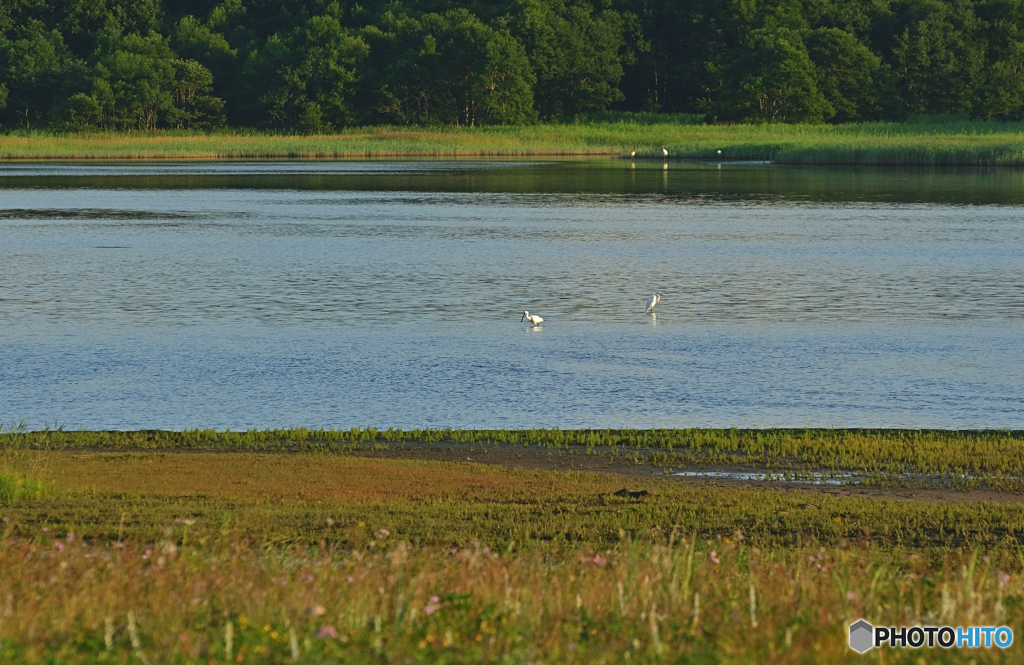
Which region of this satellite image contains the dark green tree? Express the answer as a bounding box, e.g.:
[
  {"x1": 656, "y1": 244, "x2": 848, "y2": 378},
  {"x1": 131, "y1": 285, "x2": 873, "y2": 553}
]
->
[
  {"x1": 91, "y1": 30, "x2": 179, "y2": 129},
  {"x1": 805, "y1": 27, "x2": 893, "y2": 122},
  {"x1": 974, "y1": 0, "x2": 1024, "y2": 119},
  {"x1": 877, "y1": 0, "x2": 986, "y2": 114},
  {"x1": 713, "y1": 26, "x2": 832, "y2": 122},
  {"x1": 474, "y1": 28, "x2": 537, "y2": 124},
  {"x1": 514, "y1": 0, "x2": 629, "y2": 120},
  {"x1": 239, "y1": 14, "x2": 367, "y2": 130},
  {"x1": 361, "y1": 9, "x2": 534, "y2": 126},
  {"x1": 0, "y1": 19, "x2": 86, "y2": 128},
  {"x1": 170, "y1": 58, "x2": 225, "y2": 128}
]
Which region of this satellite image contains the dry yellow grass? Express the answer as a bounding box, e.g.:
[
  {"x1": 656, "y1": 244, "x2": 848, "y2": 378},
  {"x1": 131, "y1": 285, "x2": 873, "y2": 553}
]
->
[{"x1": 42, "y1": 453, "x2": 533, "y2": 502}]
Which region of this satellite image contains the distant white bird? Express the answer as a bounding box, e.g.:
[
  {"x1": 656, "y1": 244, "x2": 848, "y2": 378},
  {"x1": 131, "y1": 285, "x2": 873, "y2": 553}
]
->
[
  {"x1": 662, "y1": 147, "x2": 669, "y2": 157},
  {"x1": 521, "y1": 310, "x2": 544, "y2": 325},
  {"x1": 717, "y1": 149, "x2": 722, "y2": 154},
  {"x1": 643, "y1": 292, "x2": 663, "y2": 313},
  {"x1": 630, "y1": 150, "x2": 636, "y2": 159}
]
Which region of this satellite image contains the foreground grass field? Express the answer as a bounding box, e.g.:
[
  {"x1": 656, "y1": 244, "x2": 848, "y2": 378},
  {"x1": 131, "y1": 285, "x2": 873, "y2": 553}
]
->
[
  {"x1": 4, "y1": 118, "x2": 1024, "y2": 165},
  {"x1": 1, "y1": 436, "x2": 1023, "y2": 663}
]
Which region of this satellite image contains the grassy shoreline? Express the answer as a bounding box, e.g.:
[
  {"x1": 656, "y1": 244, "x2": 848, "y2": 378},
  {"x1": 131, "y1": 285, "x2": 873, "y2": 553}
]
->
[{"x1": 4, "y1": 120, "x2": 1024, "y2": 165}]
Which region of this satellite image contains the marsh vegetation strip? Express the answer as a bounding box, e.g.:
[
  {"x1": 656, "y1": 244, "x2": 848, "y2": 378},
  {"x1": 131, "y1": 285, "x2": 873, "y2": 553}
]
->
[
  {"x1": 4, "y1": 450, "x2": 1024, "y2": 550},
  {"x1": 8, "y1": 121, "x2": 1024, "y2": 164},
  {"x1": 2, "y1": 451, "x2": 1024, "y2": 662},
  {"x1": 3, "y1": 160, "x2": 1023, "y2": 430},
  {"x1": 9, "y1": 428, "x2": 1024, "y2": 490},
  {"x1": 4, "y1": 427, "x2": 1023, "y2": 461}
]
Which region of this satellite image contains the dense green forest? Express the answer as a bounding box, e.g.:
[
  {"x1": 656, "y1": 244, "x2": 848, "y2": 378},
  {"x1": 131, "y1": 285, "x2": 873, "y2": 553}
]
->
[{"x1": 2, "y1": 0, "x2": 1023, "y2": 131}]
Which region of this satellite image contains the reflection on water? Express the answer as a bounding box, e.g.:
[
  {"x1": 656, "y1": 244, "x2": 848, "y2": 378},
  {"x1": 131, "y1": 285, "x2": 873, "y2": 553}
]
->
[{"x1": 1, "y1": 159, "x2": 1022, "y2": 429}]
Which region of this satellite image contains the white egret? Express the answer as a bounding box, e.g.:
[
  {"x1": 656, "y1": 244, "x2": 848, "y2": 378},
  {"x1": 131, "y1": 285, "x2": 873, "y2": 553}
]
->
[
  {"x1": 643, "y1": 292, "x2": 663, "y2": 313},
  {"x1": 717, "y1": 149, "x2": 722, "y2": 154},
  {"x1": 630, "y1": 150, "x2": 636, "y2": 159},
  {"x1": 662, "y1": 147, "x2": 669, "y2": 157},
  {"x1": 521, "y1": 311, "x2": 543, "y2": 325}
]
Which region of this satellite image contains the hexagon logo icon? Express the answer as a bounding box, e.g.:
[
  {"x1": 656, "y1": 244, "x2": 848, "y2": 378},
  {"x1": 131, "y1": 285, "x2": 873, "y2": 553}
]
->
[{"x1": 849, "y1": 619, "x2": 874, "y2": 653}]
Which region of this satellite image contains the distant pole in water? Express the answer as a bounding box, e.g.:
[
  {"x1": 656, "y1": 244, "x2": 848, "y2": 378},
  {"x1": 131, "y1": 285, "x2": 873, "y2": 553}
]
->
[
  {"x1": 644, "y1": 292, "x2": 663, "y2": 314},
  {"x1": 521, "y1": 311, "x2": 544, "y2": 326}
]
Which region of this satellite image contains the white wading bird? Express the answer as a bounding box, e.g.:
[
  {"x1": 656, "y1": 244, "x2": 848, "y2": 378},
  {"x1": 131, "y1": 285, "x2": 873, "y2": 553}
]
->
[
  {"x1": 630, "y1": 150, "x2": 636, "y2": 159},
  {"x1": 521, "y1": 311, "x2": 544, "y2": 326},
  {"x1": 662, "y1": 147, "x2": 669, "y2": 157},
  {"x1": 644, "y1": 292, "x2": 663, "y2": 313}
]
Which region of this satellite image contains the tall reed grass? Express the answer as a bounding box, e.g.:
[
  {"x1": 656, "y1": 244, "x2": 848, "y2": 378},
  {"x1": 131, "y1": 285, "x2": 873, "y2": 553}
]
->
[{"x1": 3, "y1": 119, "x2": 1024, "y2": 164}]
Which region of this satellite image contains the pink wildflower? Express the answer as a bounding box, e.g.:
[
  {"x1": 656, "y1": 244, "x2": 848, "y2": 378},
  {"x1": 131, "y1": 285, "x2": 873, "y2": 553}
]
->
[
  {"x1": 593, "y1": 555, "x2": 605, "y2": 565},
  {"x1": 66, "y1": 533, "x2": 75, "y2": 542},
  {"x1": 375, "y1": 528, "x2": 390, "y2": 538},
  {"x1": 709, "y1": 551, "x2": 720, "y2": 564},
  {"x1": 314, "y1": 625, "x2": 337, "y2": 639},
  {"x1": 846, "y1": 591, "x2": 857, "y2": 601},
  {"x1": 53, "y1": 541, "x2": 64, "y2": 552}
]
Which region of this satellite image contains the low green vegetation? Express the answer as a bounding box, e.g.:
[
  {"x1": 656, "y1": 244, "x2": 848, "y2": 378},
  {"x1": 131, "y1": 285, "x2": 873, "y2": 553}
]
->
[
  {"x1": 0, "y1": 471, "x2": 45, "y2": 503},
  {"x1": 0, "y1": 449, "x2": 1022, "y2": 662}
]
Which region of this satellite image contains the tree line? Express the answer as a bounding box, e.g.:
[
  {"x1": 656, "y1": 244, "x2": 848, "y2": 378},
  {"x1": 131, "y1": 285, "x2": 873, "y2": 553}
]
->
[{"x1": 2, "y1": 0, "x2": 1023, "y2": 131}]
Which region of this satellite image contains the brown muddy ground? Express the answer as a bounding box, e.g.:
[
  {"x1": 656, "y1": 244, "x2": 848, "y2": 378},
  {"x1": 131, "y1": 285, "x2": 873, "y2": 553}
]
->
[{"x1": 346, "y1": 442, "x2": 1024, "y2": 505}]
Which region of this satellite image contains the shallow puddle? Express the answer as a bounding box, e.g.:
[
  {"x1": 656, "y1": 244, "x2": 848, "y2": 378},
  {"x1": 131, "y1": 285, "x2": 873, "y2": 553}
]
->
[{"x1": 673, "y1": 470, "x2": 854, "y2": 485}]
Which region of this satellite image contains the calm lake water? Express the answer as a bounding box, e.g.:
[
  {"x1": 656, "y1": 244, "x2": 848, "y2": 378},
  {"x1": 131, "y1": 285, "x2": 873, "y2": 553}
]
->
[{"x1": 1, "y1": 159, "x2": 1022, "y2": 430}]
